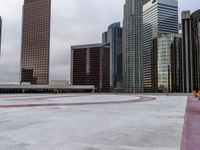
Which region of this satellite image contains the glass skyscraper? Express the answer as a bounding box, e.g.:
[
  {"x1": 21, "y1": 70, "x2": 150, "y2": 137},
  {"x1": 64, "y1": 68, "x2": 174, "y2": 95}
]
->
[
  {"x1": 152, "y1": 33, "x2": 182, "y2": 93},
  {"x1": 0, "y1": 16, "x2": 2, "y2": 55},
  {"x1": 181, "y1": 9, "x2": 200, "y2": 92},
  {"x1": 102, "y1": 22, "x2": 123, "y2": 91},
  {"x1": 20, "y1": 0, "x2": 51, "y2": 85},
  {"x1": 191, "y1": 9, "x2": 200, "y2": 91},
  {"x1": 123, "y1": 0, "x2": 149, "y2": 93},
  {"x1": 181, "y1": 10, "x2": 193, "y2": 93},
  {"x1": 143, "y1": 0, "x2": 178, "y2": 92}
]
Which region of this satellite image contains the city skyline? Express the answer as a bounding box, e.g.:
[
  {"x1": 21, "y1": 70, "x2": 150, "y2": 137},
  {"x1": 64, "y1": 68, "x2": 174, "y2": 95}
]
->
[
  {"x1": 0, "y1": 0, "x2": 199, "y2": 84},
  {"x1": 143, "y1": 0, "x2": 178, "y2": 92}
]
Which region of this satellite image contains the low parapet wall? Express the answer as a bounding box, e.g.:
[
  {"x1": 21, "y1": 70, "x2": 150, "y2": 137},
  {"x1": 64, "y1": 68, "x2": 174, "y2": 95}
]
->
[{"x1": 0, "y1": 84, "x2": 95, "y2": 94}]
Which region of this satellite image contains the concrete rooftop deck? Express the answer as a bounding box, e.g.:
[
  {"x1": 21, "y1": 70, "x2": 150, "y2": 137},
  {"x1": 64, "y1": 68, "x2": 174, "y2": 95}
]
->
[{"x1": 0, "y1": 94, "x2": 188, "y2": 150}]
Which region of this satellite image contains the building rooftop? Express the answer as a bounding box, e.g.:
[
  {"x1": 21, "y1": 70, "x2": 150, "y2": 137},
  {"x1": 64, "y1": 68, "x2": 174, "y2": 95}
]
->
[
  {"x1": 71, "y1": 43, "x2": 102, "y2": 49},
  {"x1": 143, "y1": 0, "x2": 178, "y2": 11},
  {"x1": 0, "y1": 94, "x2": 195, "y2": 149},
  {"x1": 0, "y1": 84, "x2": 94, "y2": 90}
]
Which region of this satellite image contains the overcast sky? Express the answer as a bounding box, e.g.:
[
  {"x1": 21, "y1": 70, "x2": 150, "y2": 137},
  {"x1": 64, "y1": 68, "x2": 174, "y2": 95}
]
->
[{"x1": 0, "y1": 0, "x2": 199, "y2": 84}]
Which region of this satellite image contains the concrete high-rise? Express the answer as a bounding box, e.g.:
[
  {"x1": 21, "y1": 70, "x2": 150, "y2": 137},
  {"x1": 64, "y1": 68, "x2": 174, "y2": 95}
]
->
[
  {"x1": 71, "y1": 43, "x2": 110, "y2": 92},
  {"x1": 102, "y1": 22, "x2": 123, "y2": 91},
  {"x1": 123, "y1": 0, "x2": 149, "y2": 93},
  {"x1": 20, "y1": 0, "x2": 51, "y2": 85},
  {"x1": 143, "y1": 0, "x2": 178, "y2": 92},
  {"x1": 181, "y1": 11, "x2": 193, "y2": 93},
  {"x1": 152, "y1": 34, "x2": 182, "y2": 93}
]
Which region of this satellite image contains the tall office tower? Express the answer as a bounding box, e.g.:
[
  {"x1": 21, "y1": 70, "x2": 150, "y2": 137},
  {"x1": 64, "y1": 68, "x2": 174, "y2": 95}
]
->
[
  {"x1": 0, "y1": 16, "x2": 2, "y2": 55},
  {"x1": 191, "y1": 9, "x2": 200, "y2": 90},
  {"x1": 152, "y1": 33, "x2": 182, "y2": 93},
  {"x1": 143, "y1": 0, "x2": 178, "y2": 92},
  {"x1": 181, "y1": 11, "x2": 193, "y2": 93},
  {"x1": 123, "y1": 0, "x2": 149, "y2": 93},
  {"x1": 71, "y1": 43, "x2": 110, "y2": 92},
  {"x1": 20, "y1": 0, "x2": 51, "y2": 85},
  {"x1": 102, "y1": 22, "x2": 123, "y2": 91}
]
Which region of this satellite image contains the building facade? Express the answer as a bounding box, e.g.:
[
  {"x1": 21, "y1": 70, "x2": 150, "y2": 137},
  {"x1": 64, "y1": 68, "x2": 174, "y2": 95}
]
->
[
  {"x1": 152, "y1": 34, "x2": 182, "y2": 93},
  {"x1": 143, "y1": 0, "x2": 178, "y2": 92},
  {"x1": 71, "y1": 44, "x2": 110, "y2": 92},
  {"x1": 191, "y1": 9, "x2": 200, "y2": 91},
  {"x1": 102, "y1": 22, "x2": 123, "y2": 91},
  {"x1": 20, "y1": 0, "x2": 51, "y2": 85},
  {"x1": 0, "y1": 16, "x2": 2, "y2": 55},
  {"x1": 181, "y1": 9, "x2": 200, "y2": 91},
  {"x1": 123, "y1": 0, "x2": 149, "y2": 93},
  {"x1": 49, "y1": 80, "x2": 70, "y2": 85},
  {"x1": 181, "y1": 10, "x2": 193, "y2": 93}
]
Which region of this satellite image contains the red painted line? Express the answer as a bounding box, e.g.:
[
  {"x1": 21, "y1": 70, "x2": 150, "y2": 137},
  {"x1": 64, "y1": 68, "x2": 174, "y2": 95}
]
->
[
  {"x1": 0, "y1": 94, "x2": 47, "y2": 99},
  {"x1": 1, "y1": 95, "x2": 86, "y2": 101},
  {"x1": 0, "y1": 95, "x2": 36, "y2": 99},
  {"x1": 0, "y1": 96, "x2": 155, "y2": 108},
  {"x1": 29, "y1": 95, "x2": 87, "y2": 100},
  {"x1": 181, "y1": 96, "x2": 200, "y2": 150}
]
